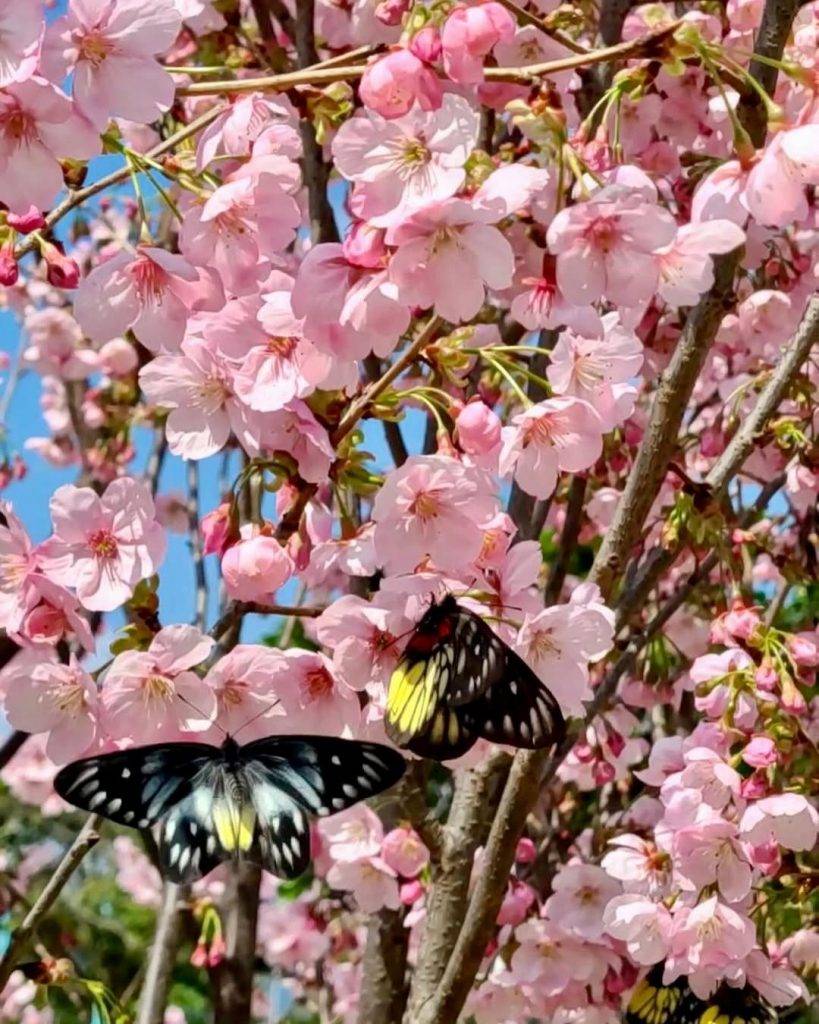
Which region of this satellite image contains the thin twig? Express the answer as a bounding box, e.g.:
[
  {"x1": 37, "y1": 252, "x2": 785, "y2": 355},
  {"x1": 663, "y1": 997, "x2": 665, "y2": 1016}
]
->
[
  {"x1": 177, "y1": 21, "x2": 682, "y2": 96},
  {"x1": 332, "y1": 317, "x2": 443, "y2": 446},
  {"x1": 492, "y1": 0, "x2": 589, "y2": 54},
  {"x1": 0, "y1": 816, "x2": 101, "y2": 993},
  {"x1": 14, "y1": 105, "x2": 227, "y2": 260},
  {"x1": 187, "y1": 461, "x2": 208, "y2": 631},
  {"x1": 544, "y1": 475, "x2": 586, "y2": 603}
]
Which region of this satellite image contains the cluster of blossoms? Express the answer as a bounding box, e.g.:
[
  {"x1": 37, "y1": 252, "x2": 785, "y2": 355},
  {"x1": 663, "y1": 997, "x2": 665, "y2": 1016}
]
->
[{"x1": 0, "y1": 0, "x2": 817, "y2": 1022}]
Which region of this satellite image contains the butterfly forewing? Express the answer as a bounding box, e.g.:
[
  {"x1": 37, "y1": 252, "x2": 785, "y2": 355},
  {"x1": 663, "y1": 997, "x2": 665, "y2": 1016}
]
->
[
  {"x1": 54, "y1": 743, "x2": 216, "y2": 829},
  {"x1": 442, "y1": 606, "x2": 508, "y2": 707}
]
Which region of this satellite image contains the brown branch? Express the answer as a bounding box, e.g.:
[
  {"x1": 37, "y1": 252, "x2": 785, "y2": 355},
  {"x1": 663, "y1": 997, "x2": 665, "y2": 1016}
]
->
[
  {"x1": 135, "y1": 883, "x2": 191, "y2": 1024},
  {"x1": 544, "y1": 475, "x2": 586, "y2": 603},
  {"x1": 599, "y1": 0, "x2": 635, "y2": 45},
  {"x1": 738, "y1": 0, "x2": 802, "y2": 146},
  {"x1": 211, "y1": 862, "x2": 262, "y2": 1024},
  {"x1": 0, "y1": 815, "x2": 101, "y2": 993},
  {"x1": 364, "y1": 355, "x2": 409, "y2": 467},
  {"x1": 406, "y1": 754, "x2": 510, "y2": 1019},
  {"x1": 177, "y1": 21, "x2": 683, "y2": 96}
]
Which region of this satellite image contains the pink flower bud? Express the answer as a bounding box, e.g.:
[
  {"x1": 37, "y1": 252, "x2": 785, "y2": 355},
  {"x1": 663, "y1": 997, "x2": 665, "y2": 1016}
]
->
[
  {"x1": 381, "y1": 826, "x2": 430, "y2": 878},
  {"x1": 456, "y1": 400, "x2": 501, "y2": 455},
  {"x1": 747, "y1": 839, "x2": 781, "y2": 877},
  {"x1": 342, "y1": 222, "x2": 388, "y2": 269},
  {"x1": 22, "y1": 604, "x2": 68, "y2": 646},
  {"x1": 496, "y1": 880, "x2": 536, "y2": 926},
  {"x1": 440, "y1": 2, "x2": 515, "y2": 84},
  {"x1": 593, "y1": 759, "x2": 616, "y2": 784},
  {"x1": 98, "y1": 338, "x2": 138, "y2": 377},
  {"x1": 207, "y1": 934, "x2": 227, "y2": 968},
  {"x1": 375, "y1": 0, "x2": 410, "y2": 26},
  {"x1": 221, "y1": 531, "x2": 294, "y2": 603},
  {"x1": 0, "y1": 245, "x2": 18, "y2": 286},
  {"x1": 190, "y1": 942, "x2": 208, "y2": 968},
  {"x1": 359, "y1": 49, "x2": 443, "y2": 119},
  {"x1": 41, "y1": 242, "x2": 80, "y2": 289},
  {"x1": 7, "y1": 206, "x2": 46, "y2": 234},
  {"x1": 741, "y1": 735, "x2": 777, "y2": 768},
  {"x1": 399, "y1": 878, "x2": 424, "y2": 905},
  {"x1": 740, "y1": 772, "x2": 768, "y2": 800},
  {"x1": 201, "y1": 503, "x2": 234, "y2": 557},
  {"x1": 410, "y1": 25, "x2": 442, "y2": 63},
  {"x1": 723, "y1": 601, "x2": 760, "y2": 641},
  {"x1": 515, "y1": 837, "x2": 536, "y2": 864},
  {"x1": 755, "y1": 659, "x2": 778, "y2": 692},
  {"x1": 787, "y1": 632, "x2": 819, "y2": 667},
  {"x1": 606, "y1": 728, "x2": 626, "y2": 758}
]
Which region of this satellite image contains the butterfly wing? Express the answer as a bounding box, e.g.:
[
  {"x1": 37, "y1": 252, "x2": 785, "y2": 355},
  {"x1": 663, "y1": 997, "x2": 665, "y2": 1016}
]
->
[
  {"x1": 385, "y1": 600, "x2": 506, "y2": 747},
  {"x1": 401, "y1": 706, "x2": 477, "y2": 761},
  {"x1": 158, "y1": 772, "x2": 227, "y2": 884},
  {"x1": 54, "y1": 743, "x2": 217, "y2": 829},
  {"x1": 234, "y1": 736, "x2": 405, "y2": 879},
  {"x1": 626, "y1": 967, "x2": 777, "y2": 1024},
  {"x1": 464, "y1": 647, "x2": 565, "y2": 751}
]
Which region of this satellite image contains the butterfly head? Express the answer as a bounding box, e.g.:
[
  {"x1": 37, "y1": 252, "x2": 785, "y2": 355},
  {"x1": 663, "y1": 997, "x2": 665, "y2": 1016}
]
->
[{"x1": 220, "y1": 734, "x2": 242, "y2": 764}]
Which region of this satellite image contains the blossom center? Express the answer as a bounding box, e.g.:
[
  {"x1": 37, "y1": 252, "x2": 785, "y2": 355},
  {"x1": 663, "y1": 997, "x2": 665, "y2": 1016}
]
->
[
  {"x1": 266, "y1": 336, "x2": 298, "y2": 358},
  {"x1": 0, "y1": 100, "x2": 36, "y2": 144},
  {"x1": 77, "y1": 30, "x2": 115, "y2": 68},
  {"x1": 0, "y1": 552, "x2": 29, "y2": 593},
  {"x1": 410, "y1": 490, "x2": 441, "y2": 521},
  {"x1": 402, "y1": 138, "x2": 430, "y2": 167},
  {"x1": 87, "y1": 529, "x2": 118, "y2": 560},
  {"x1": 144, "y1": 674, "x2": 174, "y2": 702},
  {"x1": 221, "y1": 678, "x2": 247, "y2": 706},
  {"x1": 131, "y1": 255, "x2": 167, "y2": 303},
  {"x1": 53, "y1": 675, "x2": 87, "y2": 715},
  {"x1": 305, "y1": 666, "x2": 334, "y2": 700},
  {"x1": 586, "y1": 216, "x2": 620, "y2": 253}
]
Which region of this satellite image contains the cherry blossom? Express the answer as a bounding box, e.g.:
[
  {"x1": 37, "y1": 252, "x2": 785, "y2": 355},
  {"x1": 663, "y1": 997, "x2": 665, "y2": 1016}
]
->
[{"x1": 39, "y1": 477, "x2": 166, "y2": 612}]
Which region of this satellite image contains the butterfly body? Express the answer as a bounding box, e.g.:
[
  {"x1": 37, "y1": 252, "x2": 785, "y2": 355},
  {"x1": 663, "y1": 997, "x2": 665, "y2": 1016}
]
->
[
  {"x1": 55, "y1": 734, "x2": 406, "y2": 883},
  {"x1": 386, "y1": 595, "x2": 565, "y2": 760},
  {"x1": 626, "y1": 966, "x2": 777, "y2": 1024}
]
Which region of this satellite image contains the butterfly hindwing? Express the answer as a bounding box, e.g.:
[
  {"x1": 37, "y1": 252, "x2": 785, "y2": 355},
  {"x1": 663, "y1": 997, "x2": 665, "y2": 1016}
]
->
[
  {"x1": 464, "y1": 646, "x2": 566, "y2": 751},
  {"x1": 627, "y1": 966, "x2": 778, "y2": 1024},
  {"x1": 54, "y1": 743, "x2": 217, "y2": 829},
  {"x1": 159, "y1": 784, "x2": 224, "y2": 885},
  {"x1": 400, "y1": 706, "x2": 477, "y2": 761}
]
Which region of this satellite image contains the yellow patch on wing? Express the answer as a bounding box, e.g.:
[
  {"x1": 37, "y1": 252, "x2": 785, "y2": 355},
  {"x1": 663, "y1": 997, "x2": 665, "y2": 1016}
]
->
[
  {"x1": 386, "y1": 659, "x2": 437, "y2": 738},
  {"x1": 213, "y1": 798, "x2": 255, "y2": 852},
  {"x1": 629, "y1": 981, "x2": 658, "y2": 1017}
]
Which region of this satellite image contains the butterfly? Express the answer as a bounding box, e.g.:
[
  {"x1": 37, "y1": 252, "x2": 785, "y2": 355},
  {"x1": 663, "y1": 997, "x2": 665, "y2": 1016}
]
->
[
  {"x1": 626, "y1": 966, "x2": 777, "y2": 1024},
  {"x1": 385, "y1": 594, "x2": 565, "y2": 760},
  {"x1": 54, "y1": 734, "x2": 406, "y2": 883}
]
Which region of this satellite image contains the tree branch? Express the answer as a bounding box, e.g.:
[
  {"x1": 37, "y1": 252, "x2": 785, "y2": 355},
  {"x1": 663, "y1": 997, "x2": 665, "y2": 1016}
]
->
[
  {"x1": 136, "y1": 883, "x2": 191, "y2": 1024},
  {"x1": 211, "y1": 862, "x2": 262, "y2": 1024},
  {"x1": 738, "y1": 0, "x2": 802, "y2": 146},
  {"x1": 0, "y1": 815, "x2": 101, "y2": 993}
]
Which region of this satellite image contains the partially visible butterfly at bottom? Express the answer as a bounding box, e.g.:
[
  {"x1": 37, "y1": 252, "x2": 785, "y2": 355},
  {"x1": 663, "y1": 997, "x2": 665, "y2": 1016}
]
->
[
  {"x1": 626, "y1": 965, "x2": 777, "y2": 1024},
  {"x1": 54, "y1": 734, "x2": 406, "y2": 883}
]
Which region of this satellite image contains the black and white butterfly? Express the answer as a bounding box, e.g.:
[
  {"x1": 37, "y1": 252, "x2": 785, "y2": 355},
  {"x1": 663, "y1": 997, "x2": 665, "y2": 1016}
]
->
[
  {"x1": 385, "y1": 594, "x2": 565, "y2": 760},
  {"x1": 54, "y1": 735, "x2": 406, "y2": 883}
]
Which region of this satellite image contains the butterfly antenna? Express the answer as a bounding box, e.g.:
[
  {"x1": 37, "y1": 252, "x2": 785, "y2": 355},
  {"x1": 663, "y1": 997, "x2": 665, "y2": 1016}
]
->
[
  {"x1": 176, "y1": 692, "x2": 228, "y2": 738},
  {"x1": 232, "y1": 695, "x2": 283, "y2": 740}
]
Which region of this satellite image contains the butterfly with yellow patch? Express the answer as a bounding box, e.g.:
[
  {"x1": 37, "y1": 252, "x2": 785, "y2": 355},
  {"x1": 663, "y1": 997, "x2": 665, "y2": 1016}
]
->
[
  {"x1": 627, "y1": 966, "x2": 777, "y2": 1024},
  {"x1": 385, "y1": 594, "x2": 565, "y2": 760},
  {"x1": 55, "y1": 734, "x2": 406, "y2": 882}
]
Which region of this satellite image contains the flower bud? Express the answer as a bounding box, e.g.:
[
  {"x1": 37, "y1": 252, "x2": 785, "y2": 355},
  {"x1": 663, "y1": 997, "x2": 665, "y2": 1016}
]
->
[
  {"x1": 201, "y1": 503, "x2": 234, "y2": 557},
  {"x1": 360, "y1": 49, "x2": 443, "y2": 119},
  {"x1": 221, "y1": 530, "x2": 294, "y2": 602},
  {"x1": 98, "y1": 338, "x2": 139, "y2": 377},
  {"x1": 410, "y1": 25, "x2": 442, "y2": 63},
  {"x1": 41, "y1": 241, "x2": 80, "y2": 289},
  {"x1": 515, "y1": 837, "x2": 536, "y2": 863},
  {"x1": 456, "y1": 400, "x2": 501, "y2": 455},
  {"x1": 0, "y1": 244, "x2": 18, "y2": 286},
  {"x1": 7, "y1": 205, "x2": 46, "y2": 234},
  {"x1": 342, "y1": 222, "x2": 387, "y2": 269},
  {"x1": 375, "y1": 0, "x2": 410, "y2": 26}
]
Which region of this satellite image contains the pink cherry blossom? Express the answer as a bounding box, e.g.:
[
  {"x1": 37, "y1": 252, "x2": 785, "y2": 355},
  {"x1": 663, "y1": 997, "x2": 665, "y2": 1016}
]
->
[
  {"x1": 74, "y1": 247, "x2": 224, "y2": 354},
  {"x1": 359, "y1": 49, "x2": 443, "y2": 119},
  {"x1": 139, "y1": 338, "x2": 267, "y2": 459},
  {"x1": 440, "y1": 2, "x2": 515, "y2": 84},
  {"x1": 267, "y1": 649, "x2": 362, "y2": 737},
  {"x1": 23, "y1": 308, "x2": 97, "y2": 380},
  {"x1": 603, "y1": 895, "x2": 672, "y2": 964},
  {"x1": 667, "y1": 897, "x2": 756, "y2": 993},
  {"x1": 203, "y1": 644, "x2": 285, "y2": 740},
  {"x1": 371, "y1": 455, "x2": 498, "y2": 574},
  {"x1": 195, "y1": 93, "x2": 299, "y2": 171},
  {"x1": 656, "y1": 220, "x2": 746, "y2": 307},
  {"x1": 39, "y1": 477, "x2": 166, "y2": 612},
  {"x1": 499, "y1": 397, "x2": 603, "y2": 500},
  {"x1": 741, "y1": 735, "x2": 777, "y2": 768},
  {"x1": 221, "y1": 527, "x2": 294, "y2": 603},
  {"x1": 387, "y1": 198, "x2": 515, "y2": 323},
  {"x1": 100, "y1": 625, "x2": 217, "y2": 743},
  {"x1": 547, "y1": 314, "x2": 643, "y2": 431},
  {"x1": 544, "y1": 864, "x2": 621, "y2": 940},
  {"x1": 326, "y1": 857, "x2": 401, "y2": 913},
  {"x1": 334, "y1": 94, "x2": 478, "y2": 226},
  {"x1": 314, "y1": 594, "x2": 408, "y2": 692},
  {"x1": 672, "y1": 807, "x2": 753, "y2": 903},
  {"x1": 0, "y1": 77, "x2": 99, "y2": 214},
  {"x1": 319, "y1": 804, "x2": 384, "y2": 862},
  {"x1": 292, "y1": 243, "x2": 410, "y2": 361},
  {"x1": 546, "y1": 185, "x2": 677, "y2": 308},
  {"x1": 0, "y1": 504, "x2": 38, "y2": 634},
  {"x1": 381, "y1": 826, "x2": 430, "y2": 877},
  {"x1": 601, "y1": 835, "x2": 671, "y2": 897},
  {"x1": 0, "y1": 0, "x2": 42, "y2": 87},
  {"x1": 42, "y1": 0, "x2": 181, "y2": 129},
  {"x1": 3, "y1": 655, "x2": 99, "y2": 763},
  {"x1": 739, "y1": 793, "x2": 818, "y2": 852}
]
